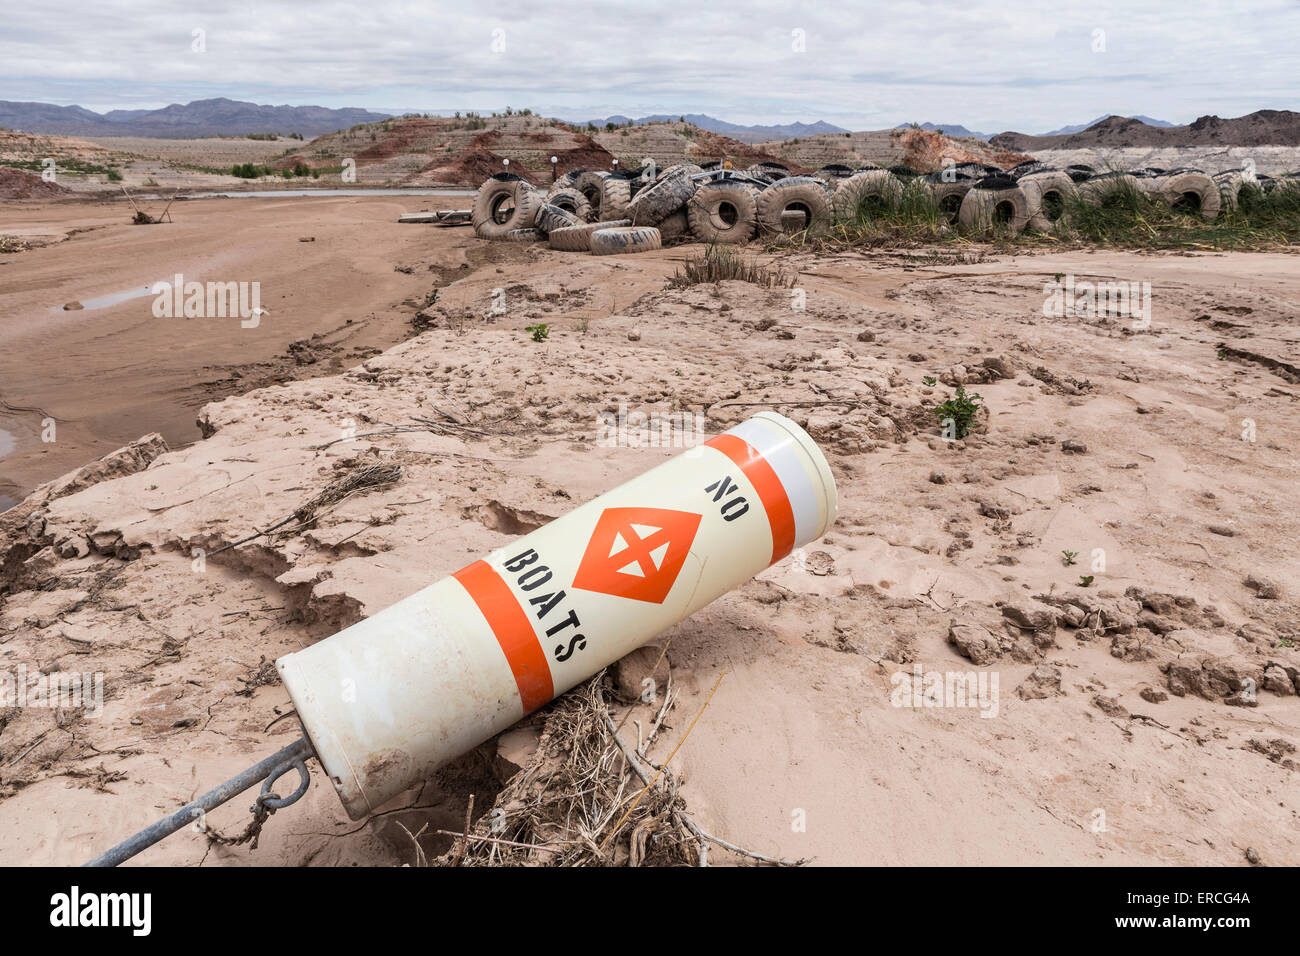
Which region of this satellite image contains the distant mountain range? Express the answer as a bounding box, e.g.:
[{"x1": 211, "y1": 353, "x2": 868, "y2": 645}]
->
[
  {"x1": 1038, "y1": 114, "x2": 1174, "y2": 136},
  {"x1": 990, "y1": 110, "x2": 1300, "y2": 150},
  {"x1": 0, "y1": 98, "x2": 393, "y2": 138},
  {"x1": 894, "y1": 116, "x2": 1174, "y2": 141},
  {"x1": 564, "y1": 113, "x2": 849, "y2": 143}
]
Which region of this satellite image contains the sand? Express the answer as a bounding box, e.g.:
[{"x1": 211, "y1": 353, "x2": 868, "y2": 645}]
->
[{"x1": 0, "y1": 200, "x2": 1297, "y2": 867}]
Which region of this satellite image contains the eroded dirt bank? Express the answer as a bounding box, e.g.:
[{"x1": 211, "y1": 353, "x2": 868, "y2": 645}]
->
[{"x1": 0, "y1": 229, "x2": 1297, "y2": 866}]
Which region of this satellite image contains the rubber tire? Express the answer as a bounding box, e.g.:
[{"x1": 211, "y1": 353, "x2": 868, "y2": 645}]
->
[
  {"x1": 599, "y1": 176, "x2": 633, "y2": 221},
  {"x1": 1157, "y1": 171, "x2": 1222, "y2": 221},
  {"x1": 504, "y1": 227, "x2": 544, "y2": 242},
  {"x1": 658, "y1": 163, "x2": 703, "y2": 181},
  {"x1": 534, "y1": 202, "x2": 582, "y2": 235},
  {"x1": 627, "y1": 170, "x2": 697, "y2": 226},
  {"x1": 657, "y1": 209, "x2": 690, "y2": 242},
  {"x1": 687, "y1": 181, "x2": 759, "y2": 244},
  {"x1": 472, "y1": 179, "x2": 542, "y2": 239},
  {"x1": 1018, "y1": 171, "x2": 1076, "y2": 232},
  {"x1": 832, "y1": 170, "x2": 902, "y2": 223},
  {"x1": 958, "y1": 184, "x2": 1031, "y2": 235},
  {"x1": 547, "y1": 219, "x2": 632, "y2": 252},
  {"x1": 590, "y1": 226, "x2": 663, "y2": 256},
  {"x1": 574, "y1": 171, "x2": 611, "y2": 213},
  {"x1": 927, "y1": 181, "x2": 972, "y2": 225},
  {"x1": 549, "y1": 170, "x2": 584, "y2": 193},
  {"x1": 544, "y1": 186, "x2": 593, "y2": 222},
  {"x1": 1077, "y1": 173, "x2": 1142, "y2": 207},
  {"x1": 756, "y1": 176, "x2": 832, "y2": 235}
]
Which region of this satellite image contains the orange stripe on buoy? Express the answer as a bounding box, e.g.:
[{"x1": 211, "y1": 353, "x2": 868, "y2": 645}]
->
[
  {"x1": 704, "y1": 433, "x2": 796, "y2": 565},
  {"x1": 452, "y1": 560, "x2": 554, "y2": 713}
]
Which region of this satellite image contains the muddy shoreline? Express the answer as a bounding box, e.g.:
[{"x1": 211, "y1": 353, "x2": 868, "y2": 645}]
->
[{"x1": 0, "y1": 194, "x2": 487, "y2": 506}]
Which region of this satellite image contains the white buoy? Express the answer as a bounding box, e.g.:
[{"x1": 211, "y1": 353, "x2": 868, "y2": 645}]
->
[{"x1": 276, "y1": 412, "x2": 837, "y2": 818}]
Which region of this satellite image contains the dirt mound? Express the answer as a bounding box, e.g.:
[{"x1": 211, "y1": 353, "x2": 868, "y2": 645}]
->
[
  {"x1": 0, "y1": 167, "x2": 73, "y2": 199},
  {"x1": 895, "y1": 128, "x2": 1031, "y2": 172},
  {"x1": 591, "y1": 120, "x2": 802, "y2": 172},
  {"x1": 992, "y1": 109, "x2": 1300, "y2": 151},
  {"x1": 410, "y1": 147, "x2": 530, "y2": 186}
]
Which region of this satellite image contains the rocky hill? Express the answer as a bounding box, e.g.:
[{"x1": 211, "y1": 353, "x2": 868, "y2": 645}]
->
[
  {"x1": 297, "y1": 114, "x2": 797, "y2": 186},
  {"x1": 762, "y1": 127, "x2": 1030, "y2": 173},
  {"x1": 991, "y1": 110, "x2": 1300, "y2": 151}
]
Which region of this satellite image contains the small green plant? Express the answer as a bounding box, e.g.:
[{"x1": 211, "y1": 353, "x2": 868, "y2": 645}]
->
[
  {"x1": 106, "y1": 167, "x2": 123, "y2": 182},
  {"x1": 1079, "y1": 575, "x2": 1094, "y2": 587},
  {"x1": 922, "y1": 375, "x2": 936, "y2": 386},
  {"x1": 526, "y1": 323, "x2": 549, "y2": 343},
  {"x1": 1062, "y1": 550, "x2": 1078, "y2": 567},
  {"x1": 933, "y1": 385, "x2": 983, "y2": 440},
  {"x1": 1278, "y1": 637, "x2": 1295, "y2": 649}
]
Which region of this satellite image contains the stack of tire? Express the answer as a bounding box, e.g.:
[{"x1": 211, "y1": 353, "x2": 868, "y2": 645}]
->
[{"x1": 471, "y1": 170, "x2": 658, "y2": 254}]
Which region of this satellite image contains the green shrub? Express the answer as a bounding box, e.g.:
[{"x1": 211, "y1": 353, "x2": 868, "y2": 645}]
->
[{"x1": 933, "y1": 385, "x2": 983, "y2": 440}]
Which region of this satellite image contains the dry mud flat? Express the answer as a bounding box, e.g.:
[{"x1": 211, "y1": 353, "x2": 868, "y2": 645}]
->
[{"x1": 0, "y1": 234, "x2": 1298, "y2": 866}]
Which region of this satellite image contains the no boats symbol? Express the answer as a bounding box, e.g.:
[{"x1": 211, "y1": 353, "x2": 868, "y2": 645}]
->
[{"x1": 572, "y1": 507, "x2": 702, "y2": 603}]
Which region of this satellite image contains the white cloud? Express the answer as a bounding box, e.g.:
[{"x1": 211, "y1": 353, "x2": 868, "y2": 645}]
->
[{"x1": 1, "y1": 0, "x2": 1297, "y2": 131}]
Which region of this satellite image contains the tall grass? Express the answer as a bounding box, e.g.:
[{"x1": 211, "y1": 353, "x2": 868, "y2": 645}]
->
[
  {"x1": 775, "y1": 168, "x2": 1300, "y2": 252},
  {"x1": 666, "y1": 244, "x2": 793, "y2": 288},
  {"x1": 1057, "y1": 173, "x2": 1300, "y2": 249}
]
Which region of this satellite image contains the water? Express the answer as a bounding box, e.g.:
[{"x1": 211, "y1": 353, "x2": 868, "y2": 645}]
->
[
  {"x1": 176, "y1": 188, "x2": 475, "y2": 199},
  {"x1": 51, "y1": 283, "x2": 161, "y2": 314},
  {"x1": 0, "y1": 426, "x2": 14, "y2": 513}
]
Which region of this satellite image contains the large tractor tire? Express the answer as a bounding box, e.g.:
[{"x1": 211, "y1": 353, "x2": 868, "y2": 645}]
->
[
  {"x1": 627, "y1": 169, "x2": 697, "y2": 226},
  {"x1": 534, "y1": 202, "x2": 582, "y2": 235},
  {"x1": 926, "y1": 181, "x2": 972, "y2": 225},
  {"x1": 503, "y1": 227, "x2": 544, "y2": 242},
  {"x1": 599, "y1": 176, "x2": 634, "y2": 221},
  {"x1": 1019, "y1": 171, "x2": 1076, "y2": 232},
  {"x1": 756, "y1": 176, "x2": 833, "y2": 235},
  {"x1": 1156, "y1": 171, "x2": 1222, "y2": 220},
  {"x1": 590, "y1": 226, "x2": 663, "y2": 255},
  {"x1": 958, "y1": 181, "x2": 1031, "y2": 235},
  {"x1": 656, "y1": 209, "x2": 691, "y2": 242},
  {"x1": 832, "y1": 169, "x2": 902, "y2": 224},
  {"x1": 472, "y1": 178, "x2": 542, "y2": 239},
  {"x1": 547, "y1": 219, "x2": 632, "y2": 252},
  {"x1": 544, "y1": 186, "x2": 594, "y2": 222},
  {"x1": 574, "y1": 171, "x2": 611, "y2": 214},
  {"x1": 687, "y1": 181, "x2": 759, "y2": 244},
  {"x1": 1077, "y1": 172, "x2": 1142, "y2": 207}
]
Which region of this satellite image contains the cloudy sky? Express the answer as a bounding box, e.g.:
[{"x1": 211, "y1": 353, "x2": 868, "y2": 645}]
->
[{"x1": 3, "y1": 0, "x2": 1298, "y2": 132}]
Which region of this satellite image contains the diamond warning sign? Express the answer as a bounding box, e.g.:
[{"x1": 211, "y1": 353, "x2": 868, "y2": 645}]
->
[{"x1": 571, "y1": 507, "x2": 702, "y2": 603}]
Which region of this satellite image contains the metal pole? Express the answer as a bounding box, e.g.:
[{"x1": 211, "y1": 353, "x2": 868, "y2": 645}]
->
[{"x1": 84, "y1": 736, "x2": 315, "y2": 867}]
